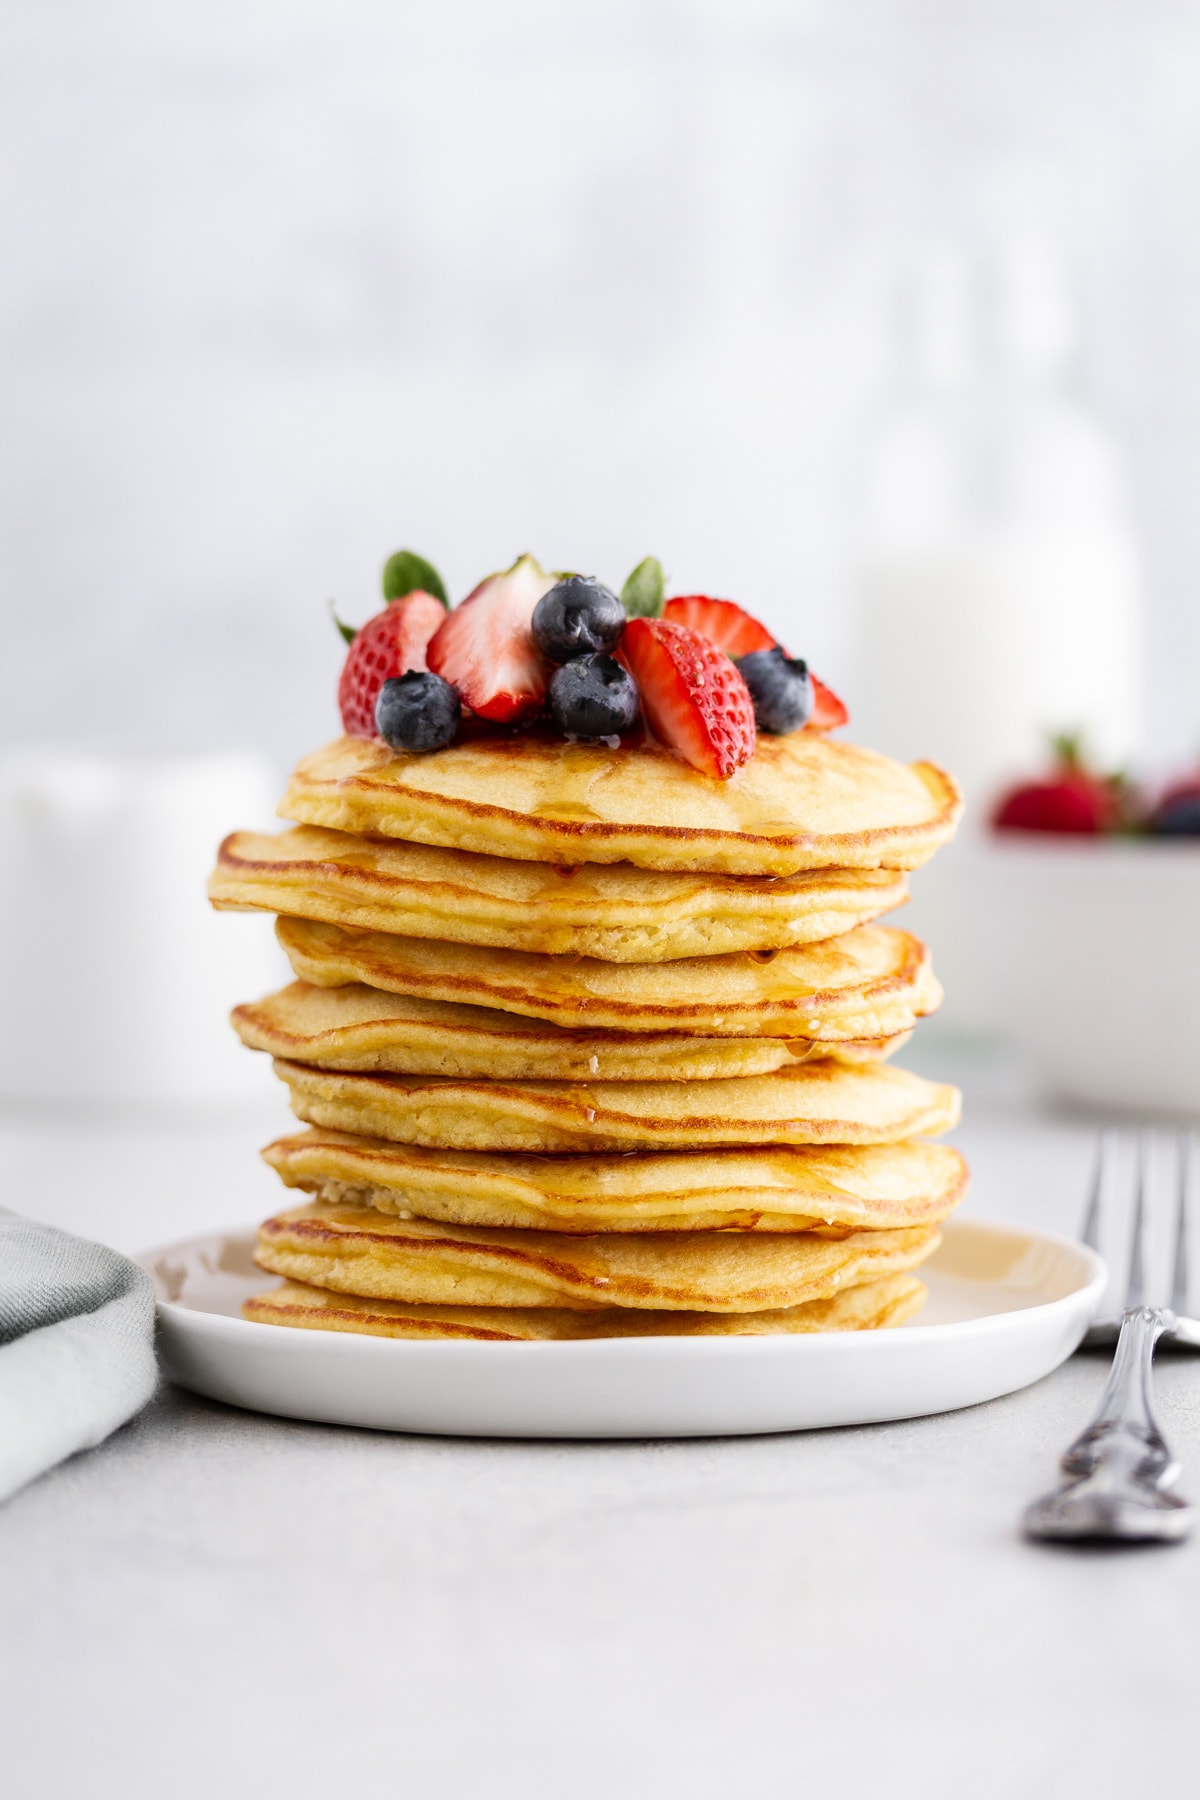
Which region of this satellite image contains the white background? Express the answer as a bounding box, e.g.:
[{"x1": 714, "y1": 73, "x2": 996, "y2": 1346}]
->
[{"x1": 3, "y1": 0, "x2": 1199, "y2": 772}]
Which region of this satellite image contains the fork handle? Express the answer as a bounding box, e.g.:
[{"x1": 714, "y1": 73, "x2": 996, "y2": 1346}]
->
[
  {"x1": 1023, "y1": 1305, "x2": 1193, "y2": 1542},
  {"x1": 1061, "y1": 1307, "x2": 1179, "y2": 1487}
]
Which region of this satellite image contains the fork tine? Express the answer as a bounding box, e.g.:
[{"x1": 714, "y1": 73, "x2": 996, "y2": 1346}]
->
[
  {"x1": 1125, "y1": 1134, "x2": 1152, "y2": 1310},
  {"x1": 1170, "y1": 1133, "x2": 1194, "y2": 1318},
  {"x1": 1080, "y1": 1131, "x2": 1111, "y2": 1252}
]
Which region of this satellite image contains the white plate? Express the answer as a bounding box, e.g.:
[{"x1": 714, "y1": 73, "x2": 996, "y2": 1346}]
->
[{"x1": 141, "y1": 1219, "x2": 1105, "y2": 1440}]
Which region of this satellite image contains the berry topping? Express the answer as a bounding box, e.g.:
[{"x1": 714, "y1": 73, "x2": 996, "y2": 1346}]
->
[
  {"x1": 809, "y1": 674, "x2": 849, "y2": 732},
  {"x1": 375, "y1": 670, "x2": 461, "y2": 752},
  {"x1": 1148, "y1": 780, "x2": 1200, "y2": 837},
  {"x1": 381, "y1": 548, "x2": 449, "y2": 606},
  {"x1": 532, "y1": 576, "x2": 626, "y2": 663},
  {"x1": 735, "y1": 647, "x2": 814, "y2": 734},
  {"x1": 426, "y1": 553, "x2": 556, "y2": 723},
  {"x1": 992, "y1": 737, "x2": 1118, "y2": 835},
  {"x1": 337, "y1": 591, "x2": 448, "y2": 738},
  {"x1": 549, "y1": 654, "x2": 641, "y2": 741},
  {"x1": 621, "y1": 618, "x2": 756, "y2": 780},
  {"x1": 662, "y1": 595, "x2": 776, "y2": 659}
]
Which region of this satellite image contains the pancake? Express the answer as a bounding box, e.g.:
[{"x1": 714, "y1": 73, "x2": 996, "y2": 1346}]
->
[
  {"x1": 276, "y1": 916, "x2": 942, "y2": 1043},
  {"x1": 279, "y1": 733, "x2": 961, "y2": 875},
  {"x1": 254, "y1": 1201, "x2": 941, "y2": 1311},
  {"x1": 209, "y1": 825, "x2": 909, "y2": 962},
  {"x1": 233, "y1": 982, "x2": 909, "y2": 1082},
  {"x1": 263, "y1": 1126, "x2": 969, "y2": 1233},
  {"x1": 244, "y1": 1272, "x2": 928, "y2": 1338},
  {"x1": 272, "y1": 1056, "x2": 961, "y2": 1151}
]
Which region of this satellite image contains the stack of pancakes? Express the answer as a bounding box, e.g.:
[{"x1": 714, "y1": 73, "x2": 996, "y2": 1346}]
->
[{"x1": 209, "y1": 730, "x2": 965, "y2": 1340}]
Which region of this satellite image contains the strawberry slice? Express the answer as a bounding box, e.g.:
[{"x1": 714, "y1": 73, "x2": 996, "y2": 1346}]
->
[
  {"x1": 427, "y1": 553, "x2": 556, "y2": 723},
  {"x1": 337, "y1": 591, "x2": 447, "y2": 738},
  {"x1": 809, "y1": 674, "x2": 849, "y2": 732},
  {"x1": 663, "y1": 595, "x2": 847, "y2": 731},
  {"x1": 621, "y1": 618, "x2": 756, "y2": 779},
  {"x1": 662, "y1": 595, "x2": 776, "y2": 659}
]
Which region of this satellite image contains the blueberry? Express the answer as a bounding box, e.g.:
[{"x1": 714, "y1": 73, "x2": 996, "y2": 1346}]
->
[
  {"x1": 375, "y1": 671, "x2": 461, "y2": 752},
  {"x1": 1151, "y1": 792, "x2": 1200, "y2": 836},
  {"x1": 549, "y1": 654, "x2": 640, "y2": 740},
  {"x1": 532, "y1": 577, "x2": 626, "y2": 663},
  {"x1": 735, "y1": 647, "x2": 813, "y2": 734}
]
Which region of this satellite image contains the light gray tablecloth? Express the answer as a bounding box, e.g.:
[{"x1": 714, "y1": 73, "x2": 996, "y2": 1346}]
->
[{"x1": 0, "y1": 1208, "x2": 157, "y2": 1502}]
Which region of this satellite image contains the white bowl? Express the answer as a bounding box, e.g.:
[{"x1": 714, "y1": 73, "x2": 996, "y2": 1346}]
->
[{"x1": 913, "y1": 835, "x2": 1200, "y2": 1116}]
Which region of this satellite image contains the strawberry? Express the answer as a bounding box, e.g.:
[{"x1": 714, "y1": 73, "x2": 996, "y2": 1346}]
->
[
  {"x1": 337, "y1": 592, "x2": 447, "y2": 738},
  {"x1": 621, "y1": 618, "x2": 756, "y2": 779},
  {"x1": 992, "y1": 779, "x2": 1110, "y2": 834},
  {"x1": 427, "y1": 553, "x2": 556, "y2": 723},
  {"x1": 809, "y1": 674, "x2": 849, "y2": 732},
  {"x1": 662, "y1": 595, "x2": 776, "y2": 659},
  {"x1": 661, "y1": 596, "x2": 849, "y2": 731},
  {"x1": 992, "y1": 735, "x2": 1118, "y2": 835}
]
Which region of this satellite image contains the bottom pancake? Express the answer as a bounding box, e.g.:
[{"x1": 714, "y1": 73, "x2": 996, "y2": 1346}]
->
[
  {"x1": 244, "y1": 1273, "x2": 928, "y2": 1338},
  {"x1": 254, "y1": 1201, "x2": 940, "y2": 1312},
  {"x1": 263, "y1": 1127, "x2": 969, "y2": 1233}
]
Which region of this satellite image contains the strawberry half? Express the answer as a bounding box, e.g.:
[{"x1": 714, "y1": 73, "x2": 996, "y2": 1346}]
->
[
  {"x1": 992, "y1": 779, "x2": 1111, "y2": 834},
  {"x1": 992, "y1": 736, "x2": 1118, "y2": 835},
  {"x1": 338, "y1": 591, "x2": 447, "y2": 738},
  {"x1": 809, "y1": 674, "x2": 849, "y2": 732},
  {"x1": 663, "y1": 596, "x2": 848, "y2": 731},
  {"x1": 662, "y1": 595, "x2": 776, "y2": 659},
  {"x1": 427, "y1": 553, "x2": 556, "y2": 723},
  {"x1": 621, "y1": 618, "x2": 756, "y2": 779}
]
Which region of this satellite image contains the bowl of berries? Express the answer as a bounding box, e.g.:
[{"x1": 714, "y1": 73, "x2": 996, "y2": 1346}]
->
[{"x1": 981, "y1": 737, "x2": 1200, "y2": 1115}]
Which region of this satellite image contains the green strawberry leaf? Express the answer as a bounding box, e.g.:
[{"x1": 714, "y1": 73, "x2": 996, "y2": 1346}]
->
[
  {"x1": 621, "y1": 556, "x2": 665, "y2": 618},
  {"x1": 382, "y1": 549, "x2": 449, "y2": 606},
  {"x1": 1049, "y1": 730, "x2": 1086, "y2": 772},
  {"x1": 329, "y1": 600, "x2": 357, "y2": 645}
]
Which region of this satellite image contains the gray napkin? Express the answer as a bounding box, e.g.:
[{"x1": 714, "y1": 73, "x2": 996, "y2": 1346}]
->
[{"x1": 0, "y1": 1209, "x2": 157, "y2": 1503}]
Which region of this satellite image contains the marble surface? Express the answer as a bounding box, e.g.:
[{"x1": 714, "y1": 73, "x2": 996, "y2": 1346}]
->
[{"x1": 2, "y1": 1069, "x2": 1199, "y2": 1797}]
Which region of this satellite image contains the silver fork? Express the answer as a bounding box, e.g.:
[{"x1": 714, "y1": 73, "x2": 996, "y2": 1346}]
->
[{"x1": 1024, "y1": 1132, "x2": 1198, "y2": 1544}]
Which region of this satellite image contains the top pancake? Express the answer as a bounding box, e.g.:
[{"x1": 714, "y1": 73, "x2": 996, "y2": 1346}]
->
[
  {"x1": 279, "y1": 734, "x2": 961, "y2": 876},
  {"x1": 209, "y1": 825, "x2": 908, "y2": 961}
]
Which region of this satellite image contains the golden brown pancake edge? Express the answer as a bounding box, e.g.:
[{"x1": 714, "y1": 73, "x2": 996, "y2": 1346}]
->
[
  {"x1": 278, "y1": 733, "x2": 962, "y2": 875},
  {"x1": 244, "y1": 1272, "x2": 928, "y2": 1338},
  {"x1": 253, "y1": 1200, "x2": 942, "y2": 1311},
  {"x1": 261, "y1": 1126, "x2": 969, "y2": 1233}
]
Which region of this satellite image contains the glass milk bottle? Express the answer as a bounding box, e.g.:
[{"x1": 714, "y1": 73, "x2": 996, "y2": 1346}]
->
[{"x1": 853, "y1": 244, "x2": 1142, "y2": 816}]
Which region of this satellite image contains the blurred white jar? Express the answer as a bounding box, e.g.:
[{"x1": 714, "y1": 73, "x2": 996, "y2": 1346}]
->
[
  {"x1": 0, "y1": 748, "x2": 286, "y2": 1104},
  {"x1": 853, "y1": 243, "x2": 1142, "y2": 811}
]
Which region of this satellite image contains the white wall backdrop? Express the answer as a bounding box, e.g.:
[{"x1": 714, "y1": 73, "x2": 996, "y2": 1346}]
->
[{"x1": 3, "y1": 0, "x2": 1199, "y2": 772}]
